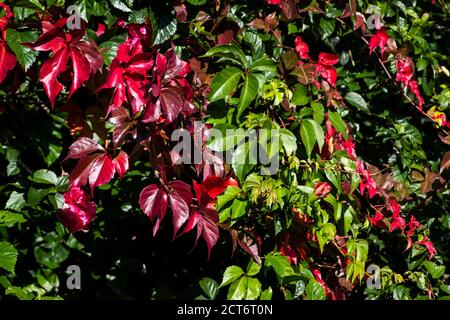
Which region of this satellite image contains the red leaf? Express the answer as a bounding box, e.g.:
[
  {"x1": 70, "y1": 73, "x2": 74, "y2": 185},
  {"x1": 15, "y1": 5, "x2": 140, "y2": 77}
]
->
[
  {"x1": 99, "y1": 48, "x2": 152, "y2": 115},
  {"x1": 112, "y1": 150, "x2": 129, "y2": 178},
  {"x1": 294, "y1": 36, "x2": 310, "y2": 60},
  {"x1": 180, "y1": 209, "x2": 219, "y2": 259},
  {"x1": 238, "y1": 234, "x2": 261, "y2": 265},
  {"x1": 33, "y1": 23, "x2": 103, "y2": 107},
  {"x1": 144, "y1": 50, "x2": 192, "y2": 124},
  {"x1": 95, "y1": 23, "x2": 106, "y2": 37},
  {"x1": 98, "y1": 60, "x2": 124, "y2": 90},
  {"x1": 318, "y1": 65, "x2": 337, "y2": 87},
  {"x1": 318, "y1": 52, "x2": 340, "y2": 66},
  {"x1": 126, "y1": 53, "x2": 154, "y2": 76},
  {"x1": 139, "y1": 184, "x2": 169, "y2": 236},
  {"x1": 217, "y1": 30, "x2": 234, "y2": 45},
  {"x1": 168, "y1": 180, "x2": 193, "y2": 237},
  {"x1": 66, "y1": 137, "x2": 104, "y2": 159},
  {"x1": 40, "y1": 47, "x2": 69, "y2": 108},
  {"x1": 199, "y1": 176, "x2": 239, "y2": 201},
  {"x1": 0, "y1": 41, "x2": 16, "y2": 84},
  {"x1": 125, "y1": 78, "x2": 146, "y2": 114},
  {"x1": 369, "y1": 29, "x2": 390, "y2": 56},
  {"x1": 89, "y1": 154, "x2": 116, "y2": 192},
  {"x1": 69, "y1": 153, "x2": 100, "y2": 187},
  {"x1": 69, "y1": 47, "x2": 90, "y2": 98}
]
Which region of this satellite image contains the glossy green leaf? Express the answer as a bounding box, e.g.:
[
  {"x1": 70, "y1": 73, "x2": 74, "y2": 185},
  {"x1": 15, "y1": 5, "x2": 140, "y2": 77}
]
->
[
  {"x1": 238, "y1": 73, "x2": 260, "y2": 118},
  {"x1": 300, "y1": 119, "x2": 324, "y2": 159},
  {"x1": 208, "y1": 67, "x2": 243, "y2": 102}
]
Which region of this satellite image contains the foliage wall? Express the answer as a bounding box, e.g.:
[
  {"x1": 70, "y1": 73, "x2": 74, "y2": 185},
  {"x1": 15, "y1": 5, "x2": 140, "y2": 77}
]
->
[{"x1": 0, "y1": 0, "x2": 449, "y2": 300}]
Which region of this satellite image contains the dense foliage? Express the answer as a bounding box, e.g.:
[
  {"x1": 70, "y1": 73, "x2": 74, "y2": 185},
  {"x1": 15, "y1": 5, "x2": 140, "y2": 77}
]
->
[{"x1": 0, "y1": 0, "x2": 449, "y2": 300}]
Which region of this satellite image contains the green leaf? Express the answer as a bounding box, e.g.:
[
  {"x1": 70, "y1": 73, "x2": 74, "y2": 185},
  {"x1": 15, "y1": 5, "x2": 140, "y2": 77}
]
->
[
  {"x1": 423, "y1": 261, "x2": 445, "y2": 279},
  {"x1": 5, "y1": 286, "x2": 34, "y2": 300},
  {"x1": 153, "y1": 14, "x2": 177, "y2": 45},
  {"x1": 300, "y1": 119, "x2": 324, "y2": 159},
  {"x1": 238, "y1": 73, "x2": 259, "y2": 118},
  {"x1": 220, "y1": 266, "x2": 244, "y2": 287},
  {"x1": 316, "y1": 223, "x2": 336, "y2": 252},
  {"x1": 14, "y1": 0, "x2": 45, "y2": 10},
  {"x1": 199, "y1": 277, "x2": 219, "y2": 300},
  {"x1": 260, "y1": 287, "x2": 273, "y2": 300},
  {"x1": 328, "y1": 111, "x2": 348, "y2": 140},
  {"x1": 278, "y1": 129, "x2": 297, "y2": 156},
  {"x1": 109, "y1": 0, "x2": 131, "y2": 12},
  {"x1": 227, "y1": 276, "x2": 247, "y2": 300},
  {"x1": 291, "y1": 84, "x2": 310, "y2": 106},
  {"x1": 6, "y1": 29, "x2": 39, "y2": 71},
  {"x1": 305, "y1": 279, "x2": 326, "y2": 300},
  {"x1": 232, "y1": 140, "x2": 257, "y2": 181},
  {"x1": 217, "y1": 186, "x2": 241, "y2": 211},
  {"x1": 208, "y1": 67, "x2": 243, "y2": 102},
  {"x1": 311, "y1": 101, "x2": 324, "y2": 124},
  {"x1": 264, "y1": 253, "x2": 295, "y2": 280},
  {"x1": 345, "y1": 92, "x2": 369, "y2": 111},
  {"x1": 128, "y1": 8, "x2": 151, "y2": 24},
  {"x1": 187, "y1": 0, "x2": 207, "y2": 5},
  {"x1": 74, "y1": 0, "x2": 89, "y2": 21},
  {"x1": 0, "y1": 211, "x2": 26, "y2": 226},
  {"x1": 227, "y1": 276, "x2": 261, "y2": 300},
  {"x1": 34, "y1": 244, "x2": 69, "y2": 269},
  {"x1": 99, "y1": 34, "x2": 127, "y2": 65},
  {"x1": 250, "y1": 57, "x2": 277, "y2": 73},
  {"x1": 324, "y1": 169, "x2": 343, "y2": 194},
  {"x1": 246, "y1": 277, "x2": 262, "y2": 300},
  {"x1": 343, "y1": 207, "x2": 353, "y2": 234},
  {"x1": 5, "y1": 192, "x2": 26, "y2": 212},
  {"x1": 231, "y1": 198, "x2": 247, "y2": 220},
  {"x1": 27, "y1": 188, "x2": 51, "y2": 207},
  {"x1": 0, "y1": 242, "x2": 18, "y2": 274},
  {"x1": 246, "y1": 260, "x2": 261, "y2": 276},
  {"x1": 319, "y1": 18, "x2": 336, "y2": 39},
  {"x1": 202, "y1": 45, "x2": 248, "y2": 68},
  {"x1": 29, "y1": 169, "x2": 58, "y2": 185},
  {"x1": 393, "y1": 285, "x2": 411, "y2": 300}
]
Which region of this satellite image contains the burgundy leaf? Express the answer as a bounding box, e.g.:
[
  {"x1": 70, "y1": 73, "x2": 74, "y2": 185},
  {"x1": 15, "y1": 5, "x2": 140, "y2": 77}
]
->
[
  {"x1": 66, "y1": 137, "x2": 104, "y2": 159},
  {"x1": 112, "y1": 150, "x2": 129, "y2": 178},
  {"x1": 98, "y1": 40, "x2": 152, "y2": 116},
  {"x1": 40, "y1": 47, "x2": 69, "y2": 107},
  {"x1": 88, "y1": 153, "x2": 116, "y2": 192},
  {"x1": 238, "y1": 234, "x2": 261, "y2": 265},
  {"x1": 69, "y1": 47, "x2": 90, "y2": 98},
  {"x1": 69, "y1": 153, "x2": 101, "y2": 187},
  {"x1": 180, "y1": 209, "x2": 219, "y2": 259},
  {"x1": 168, "y1": 180, "x2": 193, "y2": 237},
  {"x1": 33, "y1": 21, "x2": 103, "y2": 107},
  {"x1": 98, "y1": 60, "x2": 124, "y2": 90},
  {"x1": 139, "y1": 184, "x2": 169, "y2": 236},
  {"x1": 72, "y1": 40, "x2": 103, "y2": 74}
]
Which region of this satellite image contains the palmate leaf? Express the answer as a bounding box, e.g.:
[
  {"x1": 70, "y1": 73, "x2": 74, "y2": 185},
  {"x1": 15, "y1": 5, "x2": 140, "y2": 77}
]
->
[
  {"x1": 208, "y1": 67, "x2": 243, "y2": 102},
  {"x1": 139, "y1": 180, "x2": 193, "y2": 237},
  {"x1": 202, "y1": 44, "x2": 248, "y2": 68}
]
